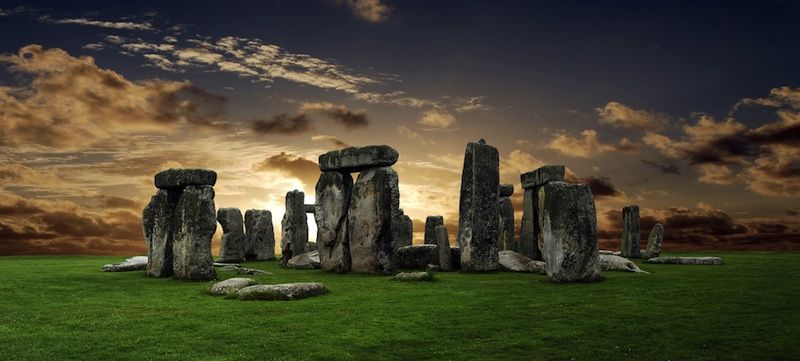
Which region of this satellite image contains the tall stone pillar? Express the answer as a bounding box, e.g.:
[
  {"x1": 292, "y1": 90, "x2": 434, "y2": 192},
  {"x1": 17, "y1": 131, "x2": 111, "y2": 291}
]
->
[
  {"x1": 315, "y1": 171, "x2": 353, "y2": 273},
  {"x1": 244, "y1": 209, "x2": 276, "y2": 260},
  {"x1": 621, "y1": 205, "x2": 641, "y2": 258},
  {"x1": 497, "y1": 184, "x2": 515, "y2": 251},
  {"x1": 518, "y1": 165, "x2": 564, "y2": 261},
  {"x1": 347, "y1": 167, "x2": 400, "y2": 273},
  {"x1": 457, "y1": 139, "x2": 500, "y2": 271},
  {"x1": 281, "y1": 190, "x2": 308, "y2": 263},
  {"x1": 217, "y1": 208, "x2": 246, "y2": 263},
  {"x1": 424, "y1": 216, "x2": 444, "y2": 245}
]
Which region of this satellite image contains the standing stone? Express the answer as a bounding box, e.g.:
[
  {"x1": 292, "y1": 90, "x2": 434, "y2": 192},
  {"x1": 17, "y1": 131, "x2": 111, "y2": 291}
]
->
[
  {"x1": 315, "y1": 171, "x2": 353, "y2": 273},
  {"x1": 281, "y1": 190, "x2": 308, "y2": 264},
  {"x1": 621, "y1": 205, "x2": 641, "y2": 258},
  {"x1": 435, "y1": 225, "x2": 452, "y2": 271},
  {"x1": 172, "y1": 185, "x2": 216, "y2": 280},
  {"x1": 645, "y1": 223, "x2": 664, "y2": 258},
  {"x1": 244, "y1": 209, "x2": 275, "y2": 260},
  {"x1": 457, "y1": 139, "x2": 500, "y2": 271},
  {"x1": 319, "y1": 145, "x2": 399, "y2": 172},
  {"x1": 519, "y1": 165, "x2": 564, "y2": 261},
  {"x1": 143, "y1": 189, "x2": 180, "y2": 277},
  {"x1": 347, "y1": 167, "x2": 399, "y2": 273},
  {"x1": 393, "y1": 209, "x2": 413, "y2": 249},
  {"x1": 498, "y1": 184, "x2": 515, "y2": 251},
  {"x1": 538, "y1": 182, "x2": 601, "y2": 283},
  {"x1": 217, "y1": 208, "x2": 246, "y2": 263},
  {"x1": 424, "y1": 216, "x2": 444, "y2": 245}
]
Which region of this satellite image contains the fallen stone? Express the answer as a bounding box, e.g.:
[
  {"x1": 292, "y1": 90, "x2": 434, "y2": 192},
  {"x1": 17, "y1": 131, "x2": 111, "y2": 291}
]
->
[
  {"x1": 281, "y1": 190, "x2": 308, "y2": 264},
  {"x1": 237, "y1": 282, "x2": 328, "y2": 301},
  {"x1": 143, "y1": 189, "x2": 179, "y2": 277},
  {"x1": 319, "y1": 145, "x2": 399, "y2": 172},
  {"x1": 314, "y1": 171, "x2": 353, "y2": 273},
  {"x1": 424, "y1": 215, "x2": 444, "y2": 245},
  {"x1": 102, "y1": 256, "x2": 148, "y2": 272},
  {"x1": 524, "y1": 260, "x2": 547, "y2": 274},
  {"x1": 621, "y1": 205, "x2": 641, "y2": 258},
  {"x1": 435, "y1": 225, "x2": 452, "y2": 271},
  {"x1": 154, "y1": 168, "x2": 217, "y2": 190},
  {"x1": 219, "y1": 265, "x2": 272, "y2": 275},
  {"x1": 217, "y1": 208, "x2": 246, "y2": 263},
  {"x1": 171, "y1": 185, "x2": 216, "y2": 280},
  {"x1": 498, "y1": 183, "x2": 514, "y2": 197},
  {"x1": 600, "y1": 254, "x2": 648, "y2": 273},
  {"x1": 538, "y1": 182, "x2": 601, "y2": 283},
  {"x1": 498, "y1": 250, "x2": 534, "y2": 272},
  {"x1": 213, "y1": 262, "x2": 240, "y2": 267},
  {"x1": 520, "y1": 165, "x2": 565, "y2": 189},
  {"x1": 348, "y1": 167, "x2": 399, "y2": 273},
  {"x1": 287, "y1": 251, "x2": 321, "y2": 269},
  {"x1": 393, "y1": 272, "x2": 433, "y2": 282},
  {"x1": 220, "y1": 265, "x2": 240, "y2": 272},
  {"x1": 207, "y1": 277, "x2": 257, "y2": 296},
  {"x1": 645, "y1": 223, "x2": 664, "y2": 258},
  {"x1": 244, "y1": 209, "x2": 276, "y2": 261},
  {"x1": 646, "y1": 257, "x2": 724, "y2": 265},
  {"x1": 498, "y1": 195, "x2": 515, "y2": 251},
  {"x1": 457, "y1": 139, "x2": 500, "y2": 271}
]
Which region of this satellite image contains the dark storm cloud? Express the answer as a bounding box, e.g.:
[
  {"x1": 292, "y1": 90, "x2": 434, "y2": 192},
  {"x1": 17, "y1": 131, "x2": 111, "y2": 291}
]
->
[
  {"x1": 251, "y1": 114, "x2": 312, "y2": 135},
  {"x1": 641, "y1": 159, "x2": 681, "y2": 174},
  {"x1": 581, "y1": 176, "x2": 621, "y2": 198},
  {"x1": 251, "y1": 152, "x2": 320, "y2": 187}
]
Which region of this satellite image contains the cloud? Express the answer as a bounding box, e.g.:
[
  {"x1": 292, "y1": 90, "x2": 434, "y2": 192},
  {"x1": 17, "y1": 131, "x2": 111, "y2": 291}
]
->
[
  {"x1": 251, "y1": 152, "x2": 320, "y2": 188},
  {"x1": 641, "y1": 159, "x2": 681, "y2": 174},
  {"x1": 311, "y1": 135, "x2": 350, "y2": 148},
  {"x1": 51, "y1": 17, "x2": 154, "y2": 30},
  {"x1": 500, "y1": 149, "x2": 546, "y2": 176},
  {"x1": 419, "y1": 108, "x2": 456, "y2": 129},
  {"x1": 596, "y1": 101, "x2": 669, "y2": 131},
  {"x1": 337, "y1": 0, "x2": 390, "y2": 22},
  {"x1": 397, "y1": 126, "x2": 434, "y2": 145},
  {"x1": 578, "y1": 176, "x2": 622, "y2": 198},
  {"x1": 300, "y1": 102, "x2": 369, "y2": 129},
  {"x1": 545, "y1": 130, "x2": 639, "y2": 158},
  {"x1": 251, "y1": 113, "x2": 312, "y2": 135},
  {"x1": 453, "y1": 96, "x2": 490, "y2": 113},
  {"x1": 697, "y1": 163, "x2": 735, "y2": 185}
]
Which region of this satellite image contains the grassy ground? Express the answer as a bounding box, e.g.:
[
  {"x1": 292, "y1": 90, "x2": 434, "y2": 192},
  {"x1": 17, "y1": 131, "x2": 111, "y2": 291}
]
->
[{"x1": 0, "y1": 252, "x2": 798, "y2": 361}]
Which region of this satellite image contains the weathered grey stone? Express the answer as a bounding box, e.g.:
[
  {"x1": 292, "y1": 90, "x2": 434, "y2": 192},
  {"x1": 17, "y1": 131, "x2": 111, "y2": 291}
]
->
[
  {"x1": 457, "y1": 139, "x2": 500, "y2": 271},
  {"x1": 207, "y1": 277, "x2": 257, "y2": 296},
  {"x1": 538, "y1": 182, "x2": 601, "y2": 283},
  {"x1": 435, "y1": 226, "x2": 452, "y2": 271},
  {"x1": 318, "y1": 145, "x2": 399, "y2": 172},
  {"x1": 499, "y1": 250, "x2": 533, "y2": 272},
  {"x1": 393, "y1": 271, "x2": 434, "y2": 282},
  {"x1": 143, "y1": 189, "x2": 179, "y2": 277},
  {"x1": 424, "y1": 216, "x2": 444, "y2": 245},
  {"x1": 217, "y1": 208, "x2": 246, "y2": 263},
  {"x1": 304, "y1": 242, "x2": 318, "y2": 252},
  {"x1": 646, "y1": 257, "x2": 723, "y2": 265},
  {"x1": 645, "y1": 223, "x2": 664, "y2": 258},
  {"x1": 347, "y1": 167, "x2": 399, "y2": 273},
  {"x1": 304, "y1": 204, "x2": 316, "y2": 214},
  {"x1": 498, "y1": 195, "x2": 515, "y2": 251},
  {"x1": 154, "y1": 168, "x2": 216, "y2": 190},
  {"x1": 102, "y1": 256, "x2": 148, "y2": 272},
  {"x1": 518, "y1": 188, "x2": 542, "y2": 260},
  {"x1": 286, "y1": 250, "x2": 321, "y2": 269},
  {"x1": 520, "y1": 165, "x2": 565, "y2": 189},
  {"x1": 621, "y1": 205, "x2": 641, "y2": 258},
  {"x1": 392, "y1": 211, "x2": 413, "y2": 249},
  {"x1": 600, "y1": 254, "x2": 648, "y2": 273},
  {"x1": 219, "y1": 265, "x2": 271, "y2": 275},
  {"x1": 281, "y1": 190, "x2": 308, "y2": 264},
  {"x1": 315, "y1": 171, "x2": 353, "y2": 273},
  {"x1": 395, "y1": 245, "x2": 462, "y2": 270},
  {"x1": 498, "y1": 184, "x2": 514, "y2": 197},
  {"x1": 524, "y1": 260, "x2": 547, "y2": 274},
  {"x1": 244, "y1": 209, "x2": 275, "y2": 261},
  {"x1": 237, "y1": 282, "x2": 327, "y2": 301},
  {"x1": 171, "y1": 185, "x2": 217, "y2": 280}
]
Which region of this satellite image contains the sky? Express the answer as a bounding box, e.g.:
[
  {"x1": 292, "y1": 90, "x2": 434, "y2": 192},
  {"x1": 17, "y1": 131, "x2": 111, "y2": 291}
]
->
[{"x1": 1, "y1": 0, "x2": 799, "y2": 256}]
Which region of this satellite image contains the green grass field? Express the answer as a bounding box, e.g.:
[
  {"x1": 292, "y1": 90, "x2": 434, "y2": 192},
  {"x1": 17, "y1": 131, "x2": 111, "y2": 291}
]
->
[{"x1": 1, "y1": 252, "x2": 798, "y2": 360}]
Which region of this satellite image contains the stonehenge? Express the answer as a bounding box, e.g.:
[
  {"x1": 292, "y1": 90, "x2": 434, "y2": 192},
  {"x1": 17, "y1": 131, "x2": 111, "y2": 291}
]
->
[
  {"x1": 519, "y1": 165, "x2": 565, "y2": 261},
  {"x1": 315, "y1": 171, "x2": 353, "y2": 273},
  {"x1": 348, "y1": 166, "x2": 400, "y2": 273},
  {"x1": 393, "y1": 209, "x2": 414, "y2": 249},
  {"x1": 435, "y1": 225, "x2": 452, "y2": 271},
  {"x1": 498, "y1": 184, "x2": 515, "y2": 251},
  {"x1": 621, "y1": 205, "x2": 641, "y2": 258},
  {"x1": 281, "y1": 190, "x2": 309, "y2": 265},
  {"x1": 644, "y1": 223, "x2": 664, "y2": 258},
  {"x1": 424, "y1": 216, "x2": 444, "y2": 245},
  {"x1": 244, "y1": 209, "x2": 276, "y2": 260},
  {"x1": 217, "y1": 208, "x2": 246, "y2": 263},
  {"x1": 457, "y1": 139, "x2": 500, "y2": 271}
]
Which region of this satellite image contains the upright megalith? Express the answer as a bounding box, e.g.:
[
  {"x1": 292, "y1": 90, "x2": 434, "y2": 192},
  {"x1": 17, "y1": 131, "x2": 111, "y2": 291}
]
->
[
  {"x1": 538, "y1": 181, "x2": 600, "y2": 283},
  {"x1": 172, "y1": 185, "x2": 217, "y2": 280},
  {"x1": 435, "y1": 225, "x2": 452, "y2": 271},
  {"x1": 281, "y1": 190, "x2": 308, "y2": 264},
  {"x1": 143, "y1": 189, "x2": 179, "y2": 277},
  {"x1": 519, "y1": 165, "x2": 565, "y2": 261},
  {"x1": 498, "y1": 184, "x2": 515, "y2": 251},
  {"x1": 347, "y1": 166, "x2": 400, "y2": 273},
  {"x1": 621, "y1": 205, "x2": 641, "y2": 258},
  {"x1": 457, "y1": 139, "x2": 500, "y2": 271},
  {"x1": 393, "y1": 209, "x2": 413, "y2": 249},
  {"x1": 424, "y1": 216, "x2": 444, "y2": 245},
  {"x1": 319, "y1": 145, "x2": 399, "y2": 172},
  {"x1": 217, "y1": 208, "x2": 246, "y2": 263},
  {"x1": 244, "y1": 209, "x2": 275, "y2": 260},
  {"x1": 315, "y1": 171, "x2": 353, "y2": 273},
  {"x1": 644, "y1": 223, "x2": 664, "y2": 258}
]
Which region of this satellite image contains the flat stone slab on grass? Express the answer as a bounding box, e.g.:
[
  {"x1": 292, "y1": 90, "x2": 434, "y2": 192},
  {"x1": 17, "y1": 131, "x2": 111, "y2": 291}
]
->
[
  {"x1": 393, "y1": 272, "x2": 434, "y2": 282},
  {"x1": 318, "y1": 145, "x2": 399, "y2": 172},
  {"x1": 646, "y1": 257, "x2": 724, "y2": 265},
  {"x1": 154, "y1": 168, "x2": 217, "y2": 189},
  {"x1": 102, "y1": 256, "x2": 147, "y2": 272},
  {"x1": 219, "y1": 265, "x2": 272, "y2": 275},
  {"x1": 237, "y1": 282, "x2": 327, "y2": 300},
  {"x1": 600, "y1": 254, "x2": 648, "y2": 273},
  {"x1": 286, "y1": 251, "x2": 320, "y2": 269},
  {"x1": 499, "y1": 250, "x2": 546, "y2": 274},
  {"x1": 208, "y1": 277, "x2": 257, "y2": 296}
]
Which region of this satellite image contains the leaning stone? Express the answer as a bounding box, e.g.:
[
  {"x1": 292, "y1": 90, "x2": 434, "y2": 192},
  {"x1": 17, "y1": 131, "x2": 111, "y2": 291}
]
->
[
  {"x1": 393, "y1": 272, "x2": 433, "y2": 282},
  {"x1": 171, "y1": 185, "x2": 216, "y2": 280},
  {"x1": 154, "y1": 168, "x2": 217, "y2": 190},
  {"x1": 237, "y1": 282, "x2": 327, "y2": 301},
  {"x1": 281, "y1": 190, "x2": 308, "y2": 264},
  {"x1": 457, "y1": 139, "x2": 500, "y2": 271},
  {"x1": 287, "y1": 251, "x2": 321, "y2": 269},
  {"x1": 315, "y1": 171, "x2": 353, "y2": 273},
  {"x1": 498, "y1": 195, "x2": 515, "y2": 251},
  {"x1": 435, "y1": 226, "x2": 452, "y2": 271},
  {"x1": 424, "y1": 216, "x2": 444, "y2": 245},
  {"x1": 207, "y1": 277, "x2": 257, "y2": 296},
  {"x1": 646, "y1": 257, "x2": 724, "y2": 265},
  {"x1": 644, "y1": 223, "x2": 664, "y2": 258},
  {"x1": 304, "y1": 204, "x2": 316, "y2": 214},
  {"x1": 621, "y1": 205, "x2": 641, "y2": 258},
  {"x1": 600, "y1": 254, "x2": 648, "y2": 273},
  {"x1": 498, "y1": 184, "x2": 514, "y2": 197},
  {"x1": 498, "y1": 250, "x2": 535, "y2": 272},
  {"x1": 143, "y1": 189, "x2": 179, "y2": 277},
  {"x1": 520, "y1": 165, "x2": 565, "y2": 189},
  {"x1": 538, "y1": 182, "x2": 601, "y2": 283},
  {"x1": 518, "y1": 187, "x2": 542, "y2": 260},
  {"x1": 217, "y1": 208, "x2": 246, "y2": 263},
  {"x1": 348, "y1": 167, "x2": 399, "y2": 273},
  {"x1": 318, "y1": 145, "x2": 399, "y2": 172},
  {"x1": 102, "y1": 256, "x2": 148, "y2": 272},
  {"x1": 244, "y1": 209, "x2": 275, "y2": 261}
]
